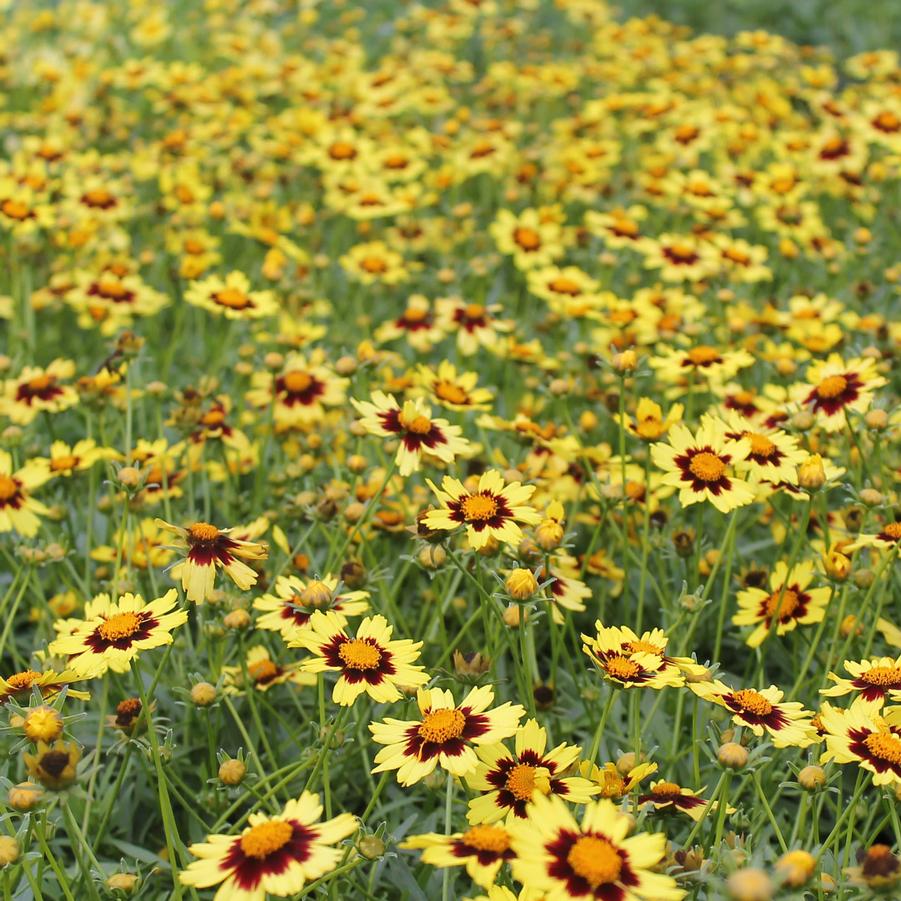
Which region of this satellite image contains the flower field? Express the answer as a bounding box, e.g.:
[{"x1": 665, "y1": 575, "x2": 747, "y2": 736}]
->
[{"x1": 2, "y1": 1, "x2": 901, "y2": 898}]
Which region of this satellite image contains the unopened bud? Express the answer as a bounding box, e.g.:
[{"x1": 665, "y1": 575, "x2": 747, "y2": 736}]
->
[{"x1": 218, "y1": 759, "x2": 246, "y2": 786}]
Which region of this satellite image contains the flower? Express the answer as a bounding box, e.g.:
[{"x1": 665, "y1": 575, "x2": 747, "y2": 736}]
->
[
  {"x1": 733, "y1": 560, "x2": 831, "y2": 647},
  {"x1": 156, "y1": 520, "x2": 268, "y2": 603},
  {"x1": 720, "y1": 411, "x2": 808, "y2": 486},
  {"x1": 423, "y1": 470, "x2": 541, "y2": 550},
  {"x1": 579, "y1": 760, "x2": 658, "y2": 800},
  {"x1": 185, "y1": 271, "x2": 278, "y2": 319},
  {"x1": 638, "y1": 780, "x2": 715, "y2": 822},
  {"x1": 400, "y1": 825, "x2": 516, "y2": 888},
  {"x1": 467, "y1": 718, "x2": 599, "y2": 822},
  {"x1": 0, "y1": 668, "x2": 90, "y2": 704},
  {"x1": 179, "y1": 792, "x2": 357, "y2": 899},
  {"x1": 48, "y1": 590, "x2": 187, "y2": 677},
  {"x1": 490, "y1": 208, "x2": 566, "y2": 270},
  {"x1": 508, "y1": 793, "x2": 685, "y2": 900},
  {"x1": 622, "y1": 398, "x2": 684, "y2": 441},
  {"x1": 24, "y1": 740, "x2": 81, "y2": 790},
  {"x1": 290, "y1": 612, "x2": 428, "y2": 706},
  {"x1": 794, "y1": 354, "x2": 886, "y2": 432},
  {"x1": 351, "y1": 392, "x2": 470, "y2": 476},
  {"x1": 689, "y1": 681, "x2": 818, "y2": 748},
  {"x1": 0, "y1": 359, "x2": 78, "y2": 424},
  {"x1": 222, "y1": 646, "x2": 317, "y2": 695},
  {"x1": 253, "y1": 575, "x2": 369, "y2": 642},
  {"x1": 0, "y1": 451, "x2": 53, "y2": 537},
  {"x1": 819, "y1": 699, "x2": 901, "y2": 786},
  {"x1": 416, "y1": 361, "x2": 494, "y2": 411},
  {"x1": 822, "y1": 655, "x2": 901, "y2": 707},
  {"x1": 370, "y1": 685, "x2": 525, "y2": 785},
  {"x1": 651, "y1": 419, "x2": 755, "y2": 513}
]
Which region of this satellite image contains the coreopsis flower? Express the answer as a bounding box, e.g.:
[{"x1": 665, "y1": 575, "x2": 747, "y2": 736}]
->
[
  {"x1": 184, "y1": 271, "x2": 278, "y2": 319},
  {"x1": 650, "y1": 344, "x2": 754, "y2": 387},
  {"x1": 638, "y1": 781, "x2": 715, "y2": 822},
  {"x1": 845, "y1": 844, "x2": 901, "y2": 891},
  {"x1": 0, "y1": 451, "x2": 53, "y2": 537},
  {"x1": 0, "y1": 359, "x2": 78, "y2": 424},
  {"x1": 351, "y1": 392, "x2": 470, "y2": 477},
  {"x1": 416, "y1": 361, "x2": 494, "y2": 411},
  {"x1": 689, "y1": 681, "x2": 818, "y2": 748},
  {"x1": 246, "y1": 350, "x2": 348, "y2": 429},
  {"x1": 821, "y1": 655, "x2": 901, "y2": 707},
  {"x1": 651, "y1": 419, "x2": 755, "y2": 513},
  {"x1": 253, "y1": 575, "x2": 369, "y2": 642},
  {"x1": 0, "y1": 668, "x2": 90, "y2": 704},
  {"x1": 179, "y1": 792, "x2": 357, "y2": 898},
  {"x1": 541, "y1": 552, "x2": 591, "y2": 624},
  {"x1": 400, "y1": 825, "x2": 516, "y2": 888},
  {"x1": 846, "y1": 520, "x2": 901, "y2": 551},
  {"x1": 582, "y1": 624, "x2": 705, "y2": 690},
  {"x1": 290, "y1": 612, "x2": 428, "y2": 706},
  {"x1": 156, "y1": 520, "x2": 268, "y2": 603},
  {"x1": 36, "y1": 439, "x2": 117, "y2": 477},
  {"x1": 466, "y1": 718, "x2": 599, "y2": 823},
  {"x1": 508, "y1": 794, "x2": 685, "y2": 901},
  {"x1": 578, "y1": 760, "x2": 658, "y2": 801},
  {"x1": 423, "y1": 470, "x2": 541, "y2": 550},
  {"x1": 48, "y1": 590, "x2": 187, "y2": 677},
  {"x1": 642, "y1": 233, "x2": 720, "y2": 283},
  {"x1": 819, "y1": 699, "x2": 901, "y2": 786},
  {"x1": 794, "y1": 354, "x2": 887, "y2": 432},
  {"x1": 374, "y1": 294, "x2": 446, "y2": 352},
  {"x1": 370, "y1": 685, "x2": 525, "y2": 785},
  {"x1": 340, "y1": 241, "x2": 409, "y2": 285},
  {"x1": 490, "y1": 208, "x2": 566, "y2": 270},
  {"x1": 222, "y1": 645, "x2": 316, "y2": 695},
  {"x1": 91, "y1": 518, "x2": 175, "y2": 571},
  {"x1": 719, "y1": 411, "x2": 808, "y2": 485},
  {"x1": 621, "y1": 397, "x2": 684, "y2": 441},
  {"x1": 434, "y1": 297, "x2": 514, "y2": 356},
  {"x1": 24, "y1": 741, "x2": 81, "y2": 791},
  {"x1": 733, "y1": 560, "x2": 831, "y2": 647}
]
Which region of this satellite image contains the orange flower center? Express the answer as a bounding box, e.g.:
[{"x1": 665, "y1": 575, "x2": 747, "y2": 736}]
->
[
  {"x1": 689, "y1": 452, "x2": 726, "y2": 482},
  {"x1": 213, "y1": 287, "x2": 251, "y2": 309},
  {"x1": 505, "y1": 763, "x2": 540, "y2": 801},
  {"x1": 462, "y1": 825, "x2": 511, "y2": 854},
  {"x1": 189, "y1": 522, "x2": 220, "y2": 542},
  {"x1": 27, "y1": 374, "x2": 54, "y2": 391},
  {"x1": 687, "y1": 345, "x2": 721, "y2": 365},
  {"x1": 604, "y1": 656, "x2": 641, "y2": 680},
  {"x1": 732, "y1": 689, "x2": 773, "y2": 716},
  {"x1": 1, "y1": 198, "x2": 31, "y2": 219},
  {"x1": 403, "y1": 305, "x2": 428, "y2": 322},
  {"x1": 239, "y1": 820, "x2": 294, "y2": 859},
  {"x1": 0, "y1": 475, "x2": 19, "y2": 502},
  {"x1": 6, "y1": 670, "x2": 40, "y2": 690},
  {"x1": 513, "y1": 227, "x2": 541, "y2": 250},
  {"x1": 860, "y1": 666, "x2": 901, "y2": 687},
  {"x1": 329, "y1": 141, "x2": 356, "y2": 160},
  {"x1": 864, "y1": 731, "x2": 901, "y2": 766},
  {"x1": 883, "y1": 523, "x2": 901, "y2": 540},
  {"x1": 338, "y1": 639, "x2": 382, "y2": 670},
  {"x1": 747, "y1": 433, "x2": 776, "y2": 458},
  {"x1": 624, "y1": 640, "x2": 664, "y2": 655},
  {"x1": 874, "y1": 111, "x2": 900, "y2": 131},
  {"x1": 816, "y1": 375, "x2": 847, "y2": 399},
  {"x1": 248, "y1": 659, "x2": 279, "y2": 681},
  {"x1": 765, "y1": 588, "x2": 800, "y2": 619},
  {"x1": 567, "y1": 835, "x2": 622, "y2": 887},
  {"x1": 418, "y1": 708, "x2": 466, "y2": 743},
  {"x1": 360, "y1": 256, "x2": 388, "y2": 274},
  {"x1": 404, "y1": 415, "x2": 432, "y2": 435},
  {"x1": 612, "y1": 217, "x2": 639, "y2": 237},
  {"x1": 434, "y1": 381, "x2": 469, "y2": 405},
  {"x1": 548, "y1": 276, "x2": 582, "y2": 296},
  {"x1": 651, "y1": 781, "x2": 683, "y2": 800},
  {"x1": 464, "y1": 303, "x2": 485, "y2": 320},
  {"x1": 668, "y1": 243, "x2": 697, "y2": 262},
  {"x1": 83, "y1": 188, "x2": 114, "y2": 207},
  {"x1": 461, "y1": 494, "x2": 498, "y2": 522},
  {"x1": 283, "y1": 370, "x2": 313, "y2": 393},
  {"x1": 51, "y1": 454, "x2": 79, "y2": 471},
  {"x1": 98, "y1": 612, "x2": 141, "y2": 641}
]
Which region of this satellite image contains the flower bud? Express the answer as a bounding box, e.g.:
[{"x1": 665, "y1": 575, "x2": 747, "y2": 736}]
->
[
  {"x1": 502, "y1": 604, "x2": 526, "y2": 627},
  {"x1": 798, "y1": 765, "x2": 826, "y2": 791},
  {"x1": 506, "y1": 568, "x2": 538, "y2": 600},
  {"x1": 8, "y1": 782, "x2": 42, "y2": 811},
  {"x1": 776, "y1": 850, "x2": 815, "y2": 887},
  {"x1": 864, "y1": 409, "x2": 888, "y2": 430},
  {"x1": 0, "y1": 836, "x2": 19, "y2": 866},
  {"x1": 23, "y1": 706, "x2": 64, "y2": 743},
  {"x1": 859, "y1": 488, "x2": 883, "y2": 507},
  {"x1": 718, "y1": 742, "x2": 748, "y2": 770},
  {"x1": 107, "y1": 873, "x2": 139, "y2": 892},
  {"x1": 612, "y1": 349, "x2": 638, "y2": 372},
  {"x1": 223, "y1": 609, "x2": 251, "y2": 630},
  {"x1": 218, "y1": 758, "x2": 246, "y2": 786},
  {"x1": 418, "y1": 545, "x2": 446, "y2": 569},
  {"x1": 727, "y1": 868, "x2": 774, "y2": 901},
  {"x1": 823, "y1": 547, "x2": 851, "y2": 581},
  {"x1": 356, "y1": 835, "x2": 385, "y2": 860},
  {"x1": 797, "y1": 454, "x2": 826, "y2": 490},
  {"x1": 190, "y1": 682, "x2": 217, "y2": 707}
]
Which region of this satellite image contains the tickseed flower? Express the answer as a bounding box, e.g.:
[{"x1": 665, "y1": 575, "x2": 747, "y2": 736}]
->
[
  {"x1": 720, "y1": 411, "x2": 807, "y2": 485},
  {"x1": 689, "y1": 681, "x2": 818, "y2": 748},
  {"x1": 24, "y1": 740, "x2": 81, "y2": 790},
  {"x1": 351, "y1": 392, "x2": 470, "y2": 476},
  {"x1": 819, "y1": 699, "x2": 901, "y2": 786},
  {"x1": 434, "y1": 297, "x2": 513, "y2": 356},
  {"x1": 467, "y1": 718, "x2": 599, "y2": 823},
  {"x1": 582, "y1": 624, "x2": 706, "y2": 689},
  {"x1": 845, "y1": 844, "x2": 901, "y2": 891},
  {"x1": 0, "y1": 359, "x2": 78, "y2": 424},
  {"x1": 48, "y1": 590, "x2": 187, "y2": 677},
  {"x1": 222, "y1": 645, "x2": 316, "y2": 695},
  {"x1": 185, "y1": 270, "x2": 278, "y2": 319},
  {"x1": 156, "y1": 519, "x2": 268, "y2": 603},
  {"x1": 794, "y1": 354, "x2": 886, "y2": 432},
  {"x1": 622, "y1": 397, "x2": 684, "y2": 441},
  {"x1": 0, "y1": 668, "x2": 90, "y2": 705},
  {"x1": 733, "y1": 560, "x2": 831, "y2": 647},
  {"x1": 400, "y1": 824, "x2": 516, "y2": 888},
  {"x1": 179, "y1": 792, "x2": 357, "y2": 898},
  {"x1": 290, "y1": 612, "x2": 428, "y2": 706},
  {"x1": 0, "y1": 450, "x2": 53, "y2": 537},
  {"x1": 651, "y1": 419, "x2": 755, "y2": 513},
  {"x1": 846, "y1": 520, "x2": 901, "y2": 551},
  {"x1": 423, "y1": 470, "x2": 541, "y2": 550},
  {"x1": 578, "y1": 760, "x2": 658, "y2": 801},
  {"x1": 638, "y1": 780, "x2": 718, "y2": 822},
  {"x1": 253, "y1": 574, "x2": 369, "y2": 642},
  {"x1": 508, "y1": 793, "x2": 685, "y2": 901},
  {"x1": 416, "y1": 361, "x2": 494, "y2": 411},
  {"x1": 822, "y1": 655, "x2": 901, "y2": 706},
  {"x1": 36, "y1": 439, "x2": 117, "y2": 477},
  {"x1": 370, "y1": 685, "x2": 525, "y2": 785}
]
